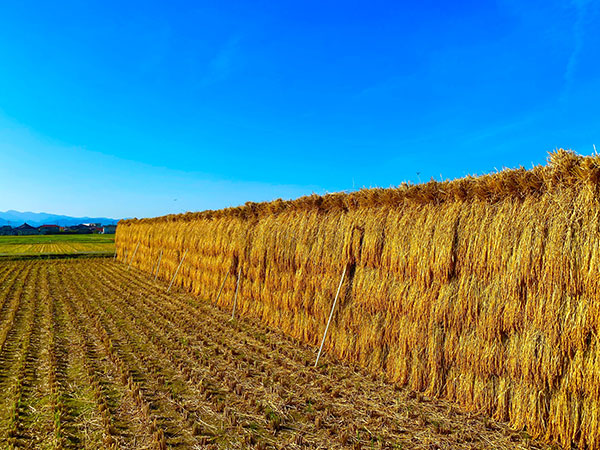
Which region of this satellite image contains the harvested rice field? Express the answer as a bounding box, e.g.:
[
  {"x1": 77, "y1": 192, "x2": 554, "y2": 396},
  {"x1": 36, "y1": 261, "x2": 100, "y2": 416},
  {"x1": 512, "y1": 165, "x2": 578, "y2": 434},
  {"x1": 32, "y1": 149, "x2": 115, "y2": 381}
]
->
[
  {"x1": 0, "y1": 258, "x2": 551, "y2": 449},
  {"x1": 0, "y1": 235, "x2": 115, "y2": 257}
]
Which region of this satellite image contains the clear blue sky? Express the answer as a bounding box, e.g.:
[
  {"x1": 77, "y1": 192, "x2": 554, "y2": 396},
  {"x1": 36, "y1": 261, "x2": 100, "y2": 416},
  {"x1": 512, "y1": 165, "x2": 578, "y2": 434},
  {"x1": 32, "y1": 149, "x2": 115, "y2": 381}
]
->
[{"x1": 1, "y1": 0, "x2": 598, "y2": 219}]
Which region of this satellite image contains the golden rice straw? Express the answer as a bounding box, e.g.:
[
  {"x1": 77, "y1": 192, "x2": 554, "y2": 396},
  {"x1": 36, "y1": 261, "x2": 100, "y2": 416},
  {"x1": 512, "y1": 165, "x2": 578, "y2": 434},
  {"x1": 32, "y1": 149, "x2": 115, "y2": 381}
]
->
[
  {"x1": 128, "y1": 241, "x2": 140, "y2": 269},
  {"x1": 167, "y1": 249, "x2": 187, "y2": 293},
  {"x1": 231, "y1": 265, "x2": 241, "y2": 320},
  {"x1": 154, "y1": 249, "x2": 163, "y2": 281},
  {"x1": 215, "y1": 271, "x2": 229, "y2": 303},
  {"x1": 116, "y1": 150, "x2": 600, "y2": 449}
]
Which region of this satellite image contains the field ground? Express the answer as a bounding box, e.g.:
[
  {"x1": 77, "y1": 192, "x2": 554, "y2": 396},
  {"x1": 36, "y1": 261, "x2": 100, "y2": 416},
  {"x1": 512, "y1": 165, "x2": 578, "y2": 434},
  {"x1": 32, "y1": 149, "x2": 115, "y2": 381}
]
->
[
  {"x1": 0, "y1": 259, "x2": 553, "y2": 449},
  {"x1": 0, "y1": 234, "x2": 115, "y2": 256}
]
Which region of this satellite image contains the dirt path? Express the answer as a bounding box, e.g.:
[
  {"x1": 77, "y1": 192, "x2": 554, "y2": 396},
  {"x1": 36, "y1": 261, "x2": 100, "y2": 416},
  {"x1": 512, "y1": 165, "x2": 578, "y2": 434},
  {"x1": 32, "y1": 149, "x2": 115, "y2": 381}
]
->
[{"x1": 0, "y1": 259, "x2": 555, "y2": 449}]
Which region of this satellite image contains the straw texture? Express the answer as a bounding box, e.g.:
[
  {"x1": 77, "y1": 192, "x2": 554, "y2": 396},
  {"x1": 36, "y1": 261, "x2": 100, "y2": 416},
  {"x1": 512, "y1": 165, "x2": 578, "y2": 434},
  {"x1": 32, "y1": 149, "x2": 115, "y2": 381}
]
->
[{"x1": 117, "y1": 150, "x2": 600, "y2": 448}]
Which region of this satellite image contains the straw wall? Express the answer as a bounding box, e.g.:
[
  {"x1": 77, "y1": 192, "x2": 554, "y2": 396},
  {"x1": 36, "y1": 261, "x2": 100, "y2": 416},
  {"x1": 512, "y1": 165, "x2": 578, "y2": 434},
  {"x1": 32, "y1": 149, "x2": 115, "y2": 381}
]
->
[{"x1": 117, "y1": 150, "x2": 600, "y2": 448}]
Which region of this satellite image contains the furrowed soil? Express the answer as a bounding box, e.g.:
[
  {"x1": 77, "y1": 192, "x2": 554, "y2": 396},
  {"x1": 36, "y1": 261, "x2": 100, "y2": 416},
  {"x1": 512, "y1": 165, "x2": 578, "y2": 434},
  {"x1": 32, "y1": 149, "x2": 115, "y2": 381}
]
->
[{"x1": 0, "y1": 259, "x2": 554, "y2": 450}]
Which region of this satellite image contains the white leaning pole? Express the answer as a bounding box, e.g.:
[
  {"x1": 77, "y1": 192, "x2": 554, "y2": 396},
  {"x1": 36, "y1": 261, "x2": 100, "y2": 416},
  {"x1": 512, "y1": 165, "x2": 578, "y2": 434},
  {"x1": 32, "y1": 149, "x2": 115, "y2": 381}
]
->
[
  {"x1": 231, "y1": 266, "x2": 242, "y2": 320},
  {"x1": 167, "y1": 249, "x2": 188, "y2": 293},
  {"x1": 154, "y1": 249, "x2": 163, "y2": 281},
  {"x1": 315, "y1": 265, "x2": 347, "y2": 368},
  {"x1": 128, "y1": 241, "x2": 140, "y2": 270}
]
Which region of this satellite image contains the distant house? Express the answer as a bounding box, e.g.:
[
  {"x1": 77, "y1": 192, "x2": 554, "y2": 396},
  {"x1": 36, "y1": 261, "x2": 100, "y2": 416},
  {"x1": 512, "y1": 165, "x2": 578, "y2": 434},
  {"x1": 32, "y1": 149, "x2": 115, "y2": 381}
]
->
[
  {"x1": 102, "y1": 225, "x2": 117, "y2": 234},
  {"x1": 67, "y1": 224, "x2": 92, "y2": 234},
  {"x1": 0, "y1": 226, "x2": 14, "y2": 236},
  {"x1": 38, "y1": 224, "x2": 61, "y2": 235},
  {"x1": 15, "y1": 223, "x2": 39, "y2": 235}
]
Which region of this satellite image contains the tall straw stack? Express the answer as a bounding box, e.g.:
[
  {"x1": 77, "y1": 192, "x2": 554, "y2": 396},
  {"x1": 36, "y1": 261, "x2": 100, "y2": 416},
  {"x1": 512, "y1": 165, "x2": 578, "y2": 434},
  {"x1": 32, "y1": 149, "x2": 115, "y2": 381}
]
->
[{"x1": 116, "y1": 150, "x2": 600, "y2": 448}]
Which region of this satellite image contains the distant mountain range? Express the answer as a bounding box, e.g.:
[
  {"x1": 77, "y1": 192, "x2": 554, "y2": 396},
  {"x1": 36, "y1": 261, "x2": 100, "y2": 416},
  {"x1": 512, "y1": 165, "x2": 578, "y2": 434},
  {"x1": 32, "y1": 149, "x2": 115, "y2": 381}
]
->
[{"x1": 0, "y1": 210, "x2": 120, "y2": 228}]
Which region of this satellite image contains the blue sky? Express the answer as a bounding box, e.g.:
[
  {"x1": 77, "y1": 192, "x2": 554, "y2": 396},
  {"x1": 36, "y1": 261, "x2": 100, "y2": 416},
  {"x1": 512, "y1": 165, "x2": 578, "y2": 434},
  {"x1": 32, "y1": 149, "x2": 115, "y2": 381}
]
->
[{"x1": 1, "y1": 0, "x2": 599, "y2": 218}]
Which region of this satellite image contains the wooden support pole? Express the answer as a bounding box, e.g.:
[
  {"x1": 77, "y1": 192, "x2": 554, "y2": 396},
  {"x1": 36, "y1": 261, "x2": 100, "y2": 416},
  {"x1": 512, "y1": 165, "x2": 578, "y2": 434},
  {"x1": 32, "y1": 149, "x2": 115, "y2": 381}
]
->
[
  {"x1": 167, "y1": 249, "x2": 188, "y2": 293},
  {"x1": 128, "y1": 241, "x2": 140, "y2": 270},
  {"x1": 231, "y1": 266, "x2": 242, "y2": 320},
  {"x1": 315, "y1": 265, "x2": 347, "y2": 367},
  {"x1": 215, "y1": 271, "x2": 229, "y2": 303},
  {"x1": 154, "y1": 250, "x2": 163, "y2": 281}
]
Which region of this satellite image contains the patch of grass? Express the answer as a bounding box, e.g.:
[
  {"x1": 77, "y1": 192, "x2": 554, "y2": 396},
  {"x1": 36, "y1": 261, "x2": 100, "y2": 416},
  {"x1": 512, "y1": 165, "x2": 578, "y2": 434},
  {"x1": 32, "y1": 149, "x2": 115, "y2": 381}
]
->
[{"x1": 0, "y1": 234, "x2": 115, "y2": 256}]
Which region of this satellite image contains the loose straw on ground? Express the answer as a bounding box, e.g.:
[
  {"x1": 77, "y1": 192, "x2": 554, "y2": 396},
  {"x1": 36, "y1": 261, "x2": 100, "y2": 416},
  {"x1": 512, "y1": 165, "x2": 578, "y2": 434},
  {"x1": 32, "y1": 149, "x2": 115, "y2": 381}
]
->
[{"x1": 315, "y1": 265, "x2": 347, "y2": 367}]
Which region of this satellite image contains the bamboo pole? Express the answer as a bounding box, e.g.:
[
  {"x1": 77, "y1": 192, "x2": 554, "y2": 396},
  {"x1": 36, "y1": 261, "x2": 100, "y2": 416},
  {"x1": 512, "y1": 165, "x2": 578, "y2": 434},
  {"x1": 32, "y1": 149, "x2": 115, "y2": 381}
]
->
[
  {"x1": 231, "y1": 266, "x2": 242, "y2": 320},
  {"x1": 128, "y1": 241, "x2": 140, "y2": 270},
  {"x1": 154, "y1": 250, "x2": 163, "y2": 281},
  {"x1": 215, "y1": 271, "x2": 229, "y2": 303},
  {"x1": 167, "y1": 249, "x2": 188, "y2": 293},
  {"x1": 315, "y1": 265, "x2": 347, "y2": 367}
]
